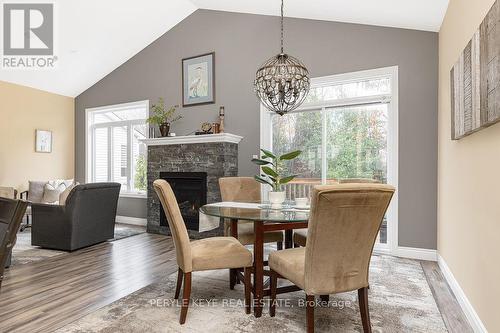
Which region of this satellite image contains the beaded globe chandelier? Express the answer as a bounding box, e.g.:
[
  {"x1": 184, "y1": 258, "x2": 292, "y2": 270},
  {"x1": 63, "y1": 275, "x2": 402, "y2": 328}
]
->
[{"x1": 254, "y1": 0, "x2": 310, "y2": 116}]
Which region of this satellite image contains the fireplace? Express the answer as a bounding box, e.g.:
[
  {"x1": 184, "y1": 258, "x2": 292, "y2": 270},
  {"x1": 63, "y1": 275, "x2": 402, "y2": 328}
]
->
[{"x1": 159, "y1": 172, "x2": 207, "y2": 231}]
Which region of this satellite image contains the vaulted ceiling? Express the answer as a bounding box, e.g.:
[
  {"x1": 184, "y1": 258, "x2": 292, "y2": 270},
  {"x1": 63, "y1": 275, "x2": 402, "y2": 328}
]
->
[{"x1": 0, "y1": 0, "x2": 449, "y2": 97}]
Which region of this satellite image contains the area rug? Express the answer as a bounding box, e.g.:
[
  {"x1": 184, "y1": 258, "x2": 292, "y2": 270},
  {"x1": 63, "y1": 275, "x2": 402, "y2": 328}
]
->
[
  {"x1": 10, "y1": 223, "x2": 146, "y2": 266},
  {"x1": 56, "y1": 255, "x2": 447, "y2": 333}
]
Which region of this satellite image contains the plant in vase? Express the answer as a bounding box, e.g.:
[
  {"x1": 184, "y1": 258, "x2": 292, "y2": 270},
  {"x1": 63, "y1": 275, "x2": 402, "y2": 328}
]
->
[
  {"x1": 251, "y1": 148, "x2": 302, "y2": 208},
  {"x1": 147, "y1": 98, "x2": 182, "y2": 137}
]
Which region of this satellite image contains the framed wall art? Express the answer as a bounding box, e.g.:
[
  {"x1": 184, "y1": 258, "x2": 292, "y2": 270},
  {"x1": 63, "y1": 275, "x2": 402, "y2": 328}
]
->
[
  {"x1": 182, "y1": 52, "x2": 215, "y2": 107},
  {"x1": 35, "y1": 129, "x2": 52, "y2": 153},
  {"x1": 451, "y1": 0, "x2": 500, "y2": 140}
]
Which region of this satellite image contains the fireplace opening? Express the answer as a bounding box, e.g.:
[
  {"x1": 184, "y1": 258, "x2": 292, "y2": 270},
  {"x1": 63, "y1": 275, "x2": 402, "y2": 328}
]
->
[{"x1": 159, "y1": 172, "x2": 207, "y2": 231}]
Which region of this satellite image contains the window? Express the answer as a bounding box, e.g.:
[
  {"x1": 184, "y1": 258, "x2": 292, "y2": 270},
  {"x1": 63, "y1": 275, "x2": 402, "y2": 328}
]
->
[
  {"x1": 261, "y1": 67, "x2": 398, "y2": 251},
  {"x1": 86, "y1": 100, "x2": 149, "y2": 196}
]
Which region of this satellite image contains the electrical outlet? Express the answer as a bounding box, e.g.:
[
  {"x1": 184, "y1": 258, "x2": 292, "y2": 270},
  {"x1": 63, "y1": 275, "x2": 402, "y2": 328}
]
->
[{"x1": 252, "y1": 154, "x2": 258, "y2": 159}]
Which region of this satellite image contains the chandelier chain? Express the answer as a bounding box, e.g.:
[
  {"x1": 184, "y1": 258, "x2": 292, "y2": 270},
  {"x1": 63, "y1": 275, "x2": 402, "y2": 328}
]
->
[{"x1": 280, "y1": 0, "x2": 284, "y2": 53}]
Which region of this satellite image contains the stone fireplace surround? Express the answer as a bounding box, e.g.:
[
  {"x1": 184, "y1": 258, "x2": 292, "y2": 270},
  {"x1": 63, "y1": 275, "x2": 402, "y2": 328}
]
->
[{"x1": 143, "y1": 133, "x2": 242, "y2": 239}]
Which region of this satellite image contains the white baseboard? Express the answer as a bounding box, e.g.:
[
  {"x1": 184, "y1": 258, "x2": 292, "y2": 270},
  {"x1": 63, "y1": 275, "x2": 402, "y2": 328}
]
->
[
  {"x1": 394, "y1": 246, "x2": 438, "y2": 261},
  {"x1": 116, "y1": 215, "x2": 147, "y2": 226},
  {"x1": 438, "y1": 254, "x2": 487, "y2": 333}
]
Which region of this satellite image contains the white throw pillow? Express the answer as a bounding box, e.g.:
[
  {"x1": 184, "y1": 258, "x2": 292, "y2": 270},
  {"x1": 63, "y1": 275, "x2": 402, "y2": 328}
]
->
[
  {"x1": 59, "y1": 183, "x2": 78, "y2": 205},
  {"x1": 42, "y1": 179, "x2": 73, "y2": 204}
]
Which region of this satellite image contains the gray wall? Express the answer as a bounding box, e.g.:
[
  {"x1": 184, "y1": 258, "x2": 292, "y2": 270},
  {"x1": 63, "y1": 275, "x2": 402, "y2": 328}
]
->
[{"x1": 75, "y1": 9, "x2": 438, "y2": 249}]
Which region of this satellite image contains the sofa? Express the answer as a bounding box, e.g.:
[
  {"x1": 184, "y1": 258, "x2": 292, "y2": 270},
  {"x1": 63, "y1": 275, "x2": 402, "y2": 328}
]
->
[{"x1": 31, "y1": 183, "x2": 121, "y2": 251}]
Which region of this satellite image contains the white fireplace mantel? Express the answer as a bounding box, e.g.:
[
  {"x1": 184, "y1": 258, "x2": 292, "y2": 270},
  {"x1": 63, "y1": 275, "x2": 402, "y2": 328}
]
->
[{"x1": 140, "y1": 133, "x2": 243, "y2": 146}]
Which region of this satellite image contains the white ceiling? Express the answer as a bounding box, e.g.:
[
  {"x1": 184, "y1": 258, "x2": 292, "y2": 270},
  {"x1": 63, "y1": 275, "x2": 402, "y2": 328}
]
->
[
  {"x1": 0, "y1": 0, "x2": 449, "y2": 97},
  {"x1": 192, "y1": 0, "x2": 450, "y2": 32}
]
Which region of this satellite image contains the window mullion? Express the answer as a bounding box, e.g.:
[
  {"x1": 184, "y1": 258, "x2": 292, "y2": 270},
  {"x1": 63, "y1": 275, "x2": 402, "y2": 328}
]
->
[
  {"x1": 321, "y1": 108, "x2": 327, "y2": 184},
  {"x1": 91, "y1": 126, "x2": 96, "y2": 182},
  {"x1": 127, "y1": 124, "x2": 132, "y2": 192},
  {"x1": 108, "y1": 126, "x2": 113, "y2": 183}
]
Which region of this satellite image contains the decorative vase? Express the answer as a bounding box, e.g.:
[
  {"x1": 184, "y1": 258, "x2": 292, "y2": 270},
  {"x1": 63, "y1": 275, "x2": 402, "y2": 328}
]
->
[
  {"x1": 159, "y1": 123, "x2": 170, "y2": 137},
  {"x1": 268, "y1": 191, "x2": 286, "y2": 209}
]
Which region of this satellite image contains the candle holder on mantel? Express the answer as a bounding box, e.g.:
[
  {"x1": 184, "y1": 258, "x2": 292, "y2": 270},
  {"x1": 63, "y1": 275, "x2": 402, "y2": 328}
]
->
[{"x1": 219, "y1": 106, "x2": 225, "y2": 133}]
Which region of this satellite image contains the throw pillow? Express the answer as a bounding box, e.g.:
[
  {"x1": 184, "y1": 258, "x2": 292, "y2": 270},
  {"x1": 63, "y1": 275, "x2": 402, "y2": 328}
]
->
[
  {"x1": 59, "y1": 182, "x2": 79, "y2": 205},
  {"x1": 42, "y1": 185, "x2": 60, "y2": 204}
]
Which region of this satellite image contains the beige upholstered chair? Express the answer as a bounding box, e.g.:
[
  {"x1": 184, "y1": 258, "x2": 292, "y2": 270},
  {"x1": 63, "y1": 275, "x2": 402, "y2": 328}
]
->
[
  {"x1": 219, "y1": 177, "x2": 284, "y2": 247},
  {"x1": 269, "y1": 184, "x2": 395, "y2": 333},
  {"x1": 293, "y1": 178, "x2": 382, "y2": 247},
  {"x1": 153, "y1": 179, "x2": 253, "y2": 324}
]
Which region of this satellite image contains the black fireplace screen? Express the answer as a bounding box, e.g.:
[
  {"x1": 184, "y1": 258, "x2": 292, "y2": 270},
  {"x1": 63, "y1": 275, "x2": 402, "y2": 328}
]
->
[{"x1": 159, "y1": 172, "x2": 207, "y2": 231}]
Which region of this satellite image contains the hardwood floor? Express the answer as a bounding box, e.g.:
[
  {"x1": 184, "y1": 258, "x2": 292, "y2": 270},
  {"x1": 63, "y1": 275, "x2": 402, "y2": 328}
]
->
[
  {"x1": 0, "y1": 233, "x2": 473, "y2": 333},
  {"x1": 0, "y1": 233, "x2": 178, "y2": 333},
  {"x1": 421, "y1": 261, "x2": 474, "y2": 333}
]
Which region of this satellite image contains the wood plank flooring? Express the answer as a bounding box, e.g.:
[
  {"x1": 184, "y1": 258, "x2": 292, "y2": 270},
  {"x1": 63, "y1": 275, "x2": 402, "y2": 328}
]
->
[
  {"x1": 0, "y1": 233, "x2": 178, "y2": 333},
  {"x1": 0, "y1": 233, "x2": 474, "y2": 333},
  {"x1": 421, "y1": 261, "x2": 474, "y2": 333}
]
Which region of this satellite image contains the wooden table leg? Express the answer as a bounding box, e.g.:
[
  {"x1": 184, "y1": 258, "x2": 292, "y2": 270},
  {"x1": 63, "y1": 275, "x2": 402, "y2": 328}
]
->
[
  {"x1": 253, "y1": 220, "x2": 264, "y2": 317},
  {"x1": 230, "y1": 219, "x2": 238, "y2": 289}
]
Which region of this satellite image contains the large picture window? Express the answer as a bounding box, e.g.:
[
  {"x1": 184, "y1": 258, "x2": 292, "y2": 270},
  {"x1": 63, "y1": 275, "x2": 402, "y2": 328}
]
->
[
  {"x1": 86, "y1": 100, "x2": 149, "y2": 196},
  {"x1": 261, "y1": 67, "x2": 398, "y2": 251}
]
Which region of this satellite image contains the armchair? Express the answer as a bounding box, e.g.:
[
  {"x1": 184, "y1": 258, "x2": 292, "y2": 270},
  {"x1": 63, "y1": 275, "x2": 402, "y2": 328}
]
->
[{"x1": 31, "y1": 183, "x2": 120, "y2": 251}]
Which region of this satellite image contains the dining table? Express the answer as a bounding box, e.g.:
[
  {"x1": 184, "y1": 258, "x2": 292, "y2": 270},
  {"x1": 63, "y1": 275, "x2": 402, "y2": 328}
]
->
[{"x1": 199, "y1": 203, "x2": 309, "y2": 317}]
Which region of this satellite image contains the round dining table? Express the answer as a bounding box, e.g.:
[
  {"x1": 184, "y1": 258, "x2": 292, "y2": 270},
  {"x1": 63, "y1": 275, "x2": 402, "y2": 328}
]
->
[{"x1": 199, "y1": 204, "x2": 309, "y2": 317}]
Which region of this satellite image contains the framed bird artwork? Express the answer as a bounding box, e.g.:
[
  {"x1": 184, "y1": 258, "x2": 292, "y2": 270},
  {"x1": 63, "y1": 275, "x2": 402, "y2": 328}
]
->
[{"x1": 182, "y1": 52, "x2": 215, "y2": 107}]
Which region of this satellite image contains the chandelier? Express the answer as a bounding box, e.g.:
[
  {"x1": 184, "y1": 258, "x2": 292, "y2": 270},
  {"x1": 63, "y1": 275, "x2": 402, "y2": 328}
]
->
[{"x1": 254, "y1": 0, "x2": 310, "y2": 116}]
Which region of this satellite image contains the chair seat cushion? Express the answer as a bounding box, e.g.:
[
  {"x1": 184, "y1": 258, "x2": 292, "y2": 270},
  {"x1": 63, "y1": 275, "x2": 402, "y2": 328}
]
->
[
  {"x1": 190, "y1": 237, "x2": 253, "y2": 271},
  {"x1": 293, "y1": 229, "x2": 307, "y2": 247},
  {"x1": 269, "y1": 247, "x2": 306, "y2": 290},
  {"x1": 237, "y1": 222, "x2": 284, "y2": 245}
]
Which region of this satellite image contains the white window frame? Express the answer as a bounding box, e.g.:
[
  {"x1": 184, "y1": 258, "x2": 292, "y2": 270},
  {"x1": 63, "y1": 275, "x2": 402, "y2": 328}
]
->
[
  {"x1": 85, "y1": 100, "x2": 149, "y2": 198},
  {"x1": 260, "y1": 66, "x2": 399, "y2": 254}
]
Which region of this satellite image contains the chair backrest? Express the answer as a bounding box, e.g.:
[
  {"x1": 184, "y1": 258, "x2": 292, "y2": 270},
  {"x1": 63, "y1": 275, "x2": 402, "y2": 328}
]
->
[
  {"x1": 64, "y1": 183, "x2": 120, "y2": 244},
  {"x1": 0, "y1": 187, "x2": 16, "y2": 199},
  {"x1": 28, "y1": 181, "x2": 48, "y2": 203},
  {"x1": 304, "y1": 184, "x2": 394, "y2": 295},
  {"x1": 219, "y1": 177, "x2": 261, "y2": 203},
  {"x1": 153, "y1": 179, "x2": 192, "y2": 273},
  {"x1": 0, "y1": 198, "x2": 28, "y2": 289}
]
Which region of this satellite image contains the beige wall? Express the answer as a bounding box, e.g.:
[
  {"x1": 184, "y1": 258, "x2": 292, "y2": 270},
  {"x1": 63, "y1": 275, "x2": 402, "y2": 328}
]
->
[
  {"x1": 0, "y1": 81, "x2": 74, "y2": 192},
  {"x1": 438, "y1": 0, "x2": 500, "y2": 331}
]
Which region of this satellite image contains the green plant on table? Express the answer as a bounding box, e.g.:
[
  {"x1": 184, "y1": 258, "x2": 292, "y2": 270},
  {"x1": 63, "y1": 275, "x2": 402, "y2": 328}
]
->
[{"x1": 251, "y1": 148, "x2": 302, "y2": 192}]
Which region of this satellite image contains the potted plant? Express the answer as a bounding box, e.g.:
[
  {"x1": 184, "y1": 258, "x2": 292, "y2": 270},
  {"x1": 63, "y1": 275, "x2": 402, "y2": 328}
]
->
[
  {"x1": 252, "y1": 148, "x2": 302, "y2": 208},
  {"x1": 147, "y1": 98, "x2": 182, "y2": 137}
]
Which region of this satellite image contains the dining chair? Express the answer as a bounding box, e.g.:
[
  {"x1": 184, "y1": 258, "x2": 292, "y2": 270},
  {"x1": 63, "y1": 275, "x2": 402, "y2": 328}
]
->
[
  {"x1": 269, "y1": 184, "x2": 395, "y2": 333},
  {"x1": 219, "y1": 177, "x2": 285, "y2": 289},
  {"x1": 292, "y1": 178, "x2": 382, "y2": 247},
  {"x1": 1, "y1": 197, "x2": 28, "y2": 290},
  {"x1": 219, "y1": 177, "x2": 284, "y2": 248},
  {"x1": 153, "y1": 179, "x2": 253, "y2": 324}
]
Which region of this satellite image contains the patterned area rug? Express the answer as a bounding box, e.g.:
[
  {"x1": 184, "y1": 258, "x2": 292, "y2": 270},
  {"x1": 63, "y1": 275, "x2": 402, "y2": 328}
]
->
[
  {"x1": 56, "y1": 255, "x2": 447, "y2": 333},
  {"x1": 10, "y1": 223, "x2": 146, "y2": 266}
]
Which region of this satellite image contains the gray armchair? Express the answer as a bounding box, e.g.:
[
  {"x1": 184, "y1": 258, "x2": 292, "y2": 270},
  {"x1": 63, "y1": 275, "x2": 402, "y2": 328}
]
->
[{"x1": 31, "y1": 183, "x2": 121, "y2": 251}]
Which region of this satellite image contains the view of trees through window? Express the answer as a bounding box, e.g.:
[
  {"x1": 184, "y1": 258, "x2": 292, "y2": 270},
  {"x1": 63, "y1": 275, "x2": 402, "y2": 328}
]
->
[
  {"x1": 272, "y1": 108, "x2": 388, "y2": 183},
  {"x1": 269, "y1": 73, "x2": 393, "y2": 244}
]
